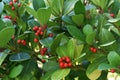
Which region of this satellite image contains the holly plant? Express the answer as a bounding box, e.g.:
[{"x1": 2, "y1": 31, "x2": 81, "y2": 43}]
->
[{"x1": 0, "y1": 0, "x2": 120, "y2": 80}]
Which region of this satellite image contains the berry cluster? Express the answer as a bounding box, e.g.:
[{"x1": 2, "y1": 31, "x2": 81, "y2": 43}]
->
[
  {"x1": 90, "y1": 47, "x2": 97, "y2": 53},
  {"x1": 9, "y1": 0, "x2": 21, "y2": 11},
  {"x1": 33, "y1": 25, "x2": 46, "y2": 36},
  {"x1": 17, "y1": 39, "x2": 27, "y2": 46},
  {"x1": 58, "y1": 56, "x2": 72, "y2": 69},
  {"x1": 40, "y1": 47, "x2": 47, "y2": 55}
]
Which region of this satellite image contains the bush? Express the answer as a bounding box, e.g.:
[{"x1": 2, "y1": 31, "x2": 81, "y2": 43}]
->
[{"x1": 0, "y1": 0, "x2": 120, "y2": 80}]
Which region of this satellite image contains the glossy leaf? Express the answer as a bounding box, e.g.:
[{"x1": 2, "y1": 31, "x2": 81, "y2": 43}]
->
[
  {"x1": 83, "y1": 24, "x2": 93, "y2": 36},
  {"x1": 0, "y1": 52, "x2": 8, "y2": 66},
  {"x1": 26, "y1": 6, "x2": 38, "y2": 19},
  {"x1": 107, "y1": 51, "x2": 120, "y2": 67},
  {"x1": 72, "y1": 14, "x2": 84, "y2": 26},
  {"x1": 86, "y1": 32, "x2": 96, "y2": 45},
  {"x1": 51, "y1": 33, "x2": 65, "y2": 53},
  {"x1": 67, "y1": 25, "x2": 84, "y2": 41},
  {"x1": 9, "y1": 65, "x2": 23, "y2": 78},
  {"x1": 0, "y1": 19, "x2": 5, "y2": 31},
  {"x1": 43, "y1": 61, "x2": 59, "y2": 72},
  {"x1": 74, "y1": 0, "x2": 85, "y2": 14},
  {"x1": 0, "y1": 2, "x2": 4, "y2": 14},
  {"x1": 56, "y1": 45, "x2": 67, "y2": 57},
  {"x1": 0, "y1": 27, "x2": 15, "y2": 48},
  {"x1": 40, "y1": 37, "x2": 53, "y2": 48},
  {"x1": 62, "y1": 16, "x2": 76, "y2": 25},
  {"x1": 63, "y1": 0, "x2": 78, "y2": 15},
  {"x1": 37, "y1": 7, "x2": 51, "y2": 25},
  {"x1": 51, "y1": 69, "x2": 70, "y2": 80},
  {"x1": 87, "y1": 69, "x2": 101, "y2": 80},
  {"x1": 98, "y1": 63, "x2": 115, "y2": 70},
  {"x1": 67, "y1": 38, "x2": 75, "y2": 59},
  {"x1": 9, "y1": 52, "x2": 30, "y2": 62},
  {"x1": 91, "y1": 0, "x2": 108, "y2": 9},
  {"x1": 86, "y1": 57, "x2": 106, "y2": 77},
  {"x1": 32, "y1": 0, "x2": 45, "y2": 11},
  {"x1": 74, "y1": 44, "x2": 84, "y2": 59}
]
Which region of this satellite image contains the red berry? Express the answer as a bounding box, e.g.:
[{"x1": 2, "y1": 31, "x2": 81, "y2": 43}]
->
[
  {"x1": 61, "y1": 57, "x2": 65, "y2": 61},
  {"x1": 110, "y1": 13, "x2": 115, "y2": 18},
  {"x1": 12, "y1": 6, "x2": 15, "y2": 10},
  {"x1": 43, "y1": 48, "x2": 47, "y2": 52},
  {"x1": 110, "y1": 69, "x2": 115, "y2": 73},
  {"x1": 9, "y1": 1, "x2": 13, "y2": 6},
  {"x1": 49, "y1": 33, "x2": 53, "y2": 37},
  {"x1": 68, "y1": 63, "x2": 72, "y2": 67},
  {"x1": 17, "y1": 39, "x2": 21, "y2": 44},
  {"x1": 90, "y1": 47, "x2": 94, "y2": 51},
  {"x1": 40, "y1": 31, "x2": 44, "y2": 35},
  {"x1": 64, "y1": 63, "x2": 68, "y2": 68},
  {"x1": 33, "y1": 26, "x2": 39, "y2": 31},
  {"x1": 18, "y1": 3, "x2": 21, "y2": 7},
  {"x1": 38, "y1": 27, "x2": 43, "y2": 31},
  {"x1": 41, "y1": 59, "x2": 46, "y2": 63},
  {"x1": 92, "y1": 48, "x2": 97, "y2": 53},
  {"x1": 65, "y1": 57, "x2": 71, "y2": 63},
  {"x1": 13, "y1": 0, "x2": 17, "y2": 3},
  {"x1": 58, "y1": 58, "x2": 62, "y2": 63},
  {"x1": 35, "y1": 32, "x2": 39, "y2": 36},
  {"x1": 60, "y1": 62, "x2": 64, "y2": 68},
  {"x1": 34, "y1": 38, "x2": 39, "y2": 43},
  {"x1": 21, "y1": 40, "x2": 26, "y2": 46}
]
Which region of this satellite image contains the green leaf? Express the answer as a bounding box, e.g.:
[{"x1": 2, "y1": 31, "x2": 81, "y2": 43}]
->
[
  {"x1": 67, "y1": 25, "x2": 84, "y2": 41},
  {"x1": 99, "y1": 28, "x2": 117, "y2": 50},
  {"x1": 74, "y1": 43, "x2": 84, "y2": 59},
  {"x1": 40, "y1": 37, "x2": 53, "y2": 48},
  {"x1": 9, "y1": 52, "x2": 30, "y2": 62},
  {"x1": 37, "y1": 7, "x2": 51, "y2": 25},
  {"x1": 26, "y1": 6, "x2": 38, "y2": 19},
  {"x1": 9, "y1": 65, "x2": 23, "y2": 78},
  {"x1": 51, "y1": 33, "x2": 65, "y2": 53},
  {"x1": 56, "y1": 45, "x2": 67, "y2": 57},
  {"x1": 62, "y1": 16, "x2": 76, "y2": 25},
  {"x1": 0, "y1": 19, "x2": 5, "y2": 31},
  {"x1": 3, "y1": 19, "x2": 13, "y2": 27},
  {"x1": 63, "y1": 0, "x2": 78, "y2": 15},
  {"x1": 51, "y1": 69, "x2": 70, "y2": 80},
  {"x1": 87, "y1": 69, "x2": 101, "y2": 80},
  {"x1": 83, "y1": 24, "x2": 93, "y2": 36},
  {"x1": 18, "y1": 59, "x2": 37, "y2": 80},
  {"x1": 49, "y1": 0, "x2": 64, "y2": 16},
  {"x1": 107, "y1": 51, "x2": 120, "y2": 67},
  {"x1": 67, "y1": 38, "x2": 75, "y2": 59},
  {"x1": 74, "y1": 0, "x2": 85, "y2": 14},
  {"x1": 86, "y1": 32, "x2": 96, "y2": 45},
  {"x1": 0, "y1": 27, "x2": 15, "y2": 48},
  {"x1": 86, "y1": 57, "x2": 106, "y2": 76},
  {"x1": 43, "y1": 61, "x2": 59, "y2": 72},
  {"x1": 0, "y1": 2, "x2": 4, "y2": 14},
  {"x1": 91, "y1": 0, "x2": 108, "y2": 9},
  {"x1": 99, "y1": 28, "x2": 115, "y2": 44},
  {"x1": 72, "y1": 14, "x2": 84, "y2": 26},
  {"x1": 32, "y1": 0, "x2": 45, "y2": 11},
  {"x1": 98, "y1": 63, "x2": 115, "y2": 70},
  {"x1": 108, "y1": 18, "x2": 120, "y2": 26},
  {"x1": 0, "y1": 52, "x2": 8, "y2": 66}
]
